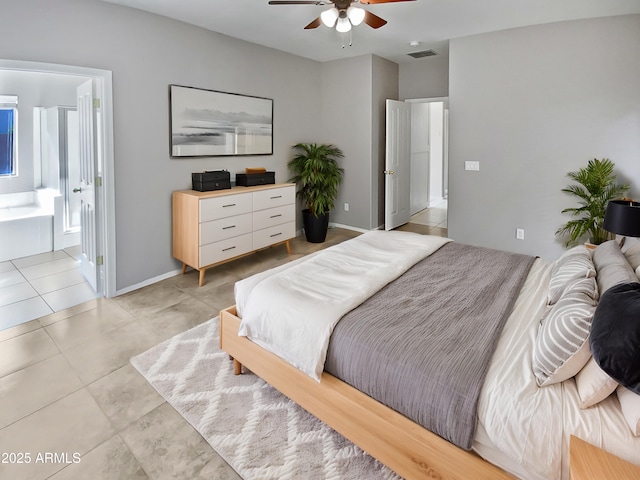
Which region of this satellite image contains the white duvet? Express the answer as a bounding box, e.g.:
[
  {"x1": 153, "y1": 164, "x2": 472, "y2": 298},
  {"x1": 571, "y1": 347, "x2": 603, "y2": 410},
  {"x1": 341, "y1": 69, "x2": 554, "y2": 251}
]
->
[{"x1": 236, "y1": 230, "x2": 451, "y2": 381}]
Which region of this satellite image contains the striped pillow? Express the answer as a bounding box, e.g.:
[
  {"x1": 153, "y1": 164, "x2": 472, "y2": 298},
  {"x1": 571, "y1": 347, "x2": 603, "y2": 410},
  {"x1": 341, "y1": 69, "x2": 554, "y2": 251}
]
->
[
  {"x1": 548, "y1": 245, "x2": 596, "y2": 305},
  {"x1": 534, "y1": 276, "x2": 598, "y2": 387}
]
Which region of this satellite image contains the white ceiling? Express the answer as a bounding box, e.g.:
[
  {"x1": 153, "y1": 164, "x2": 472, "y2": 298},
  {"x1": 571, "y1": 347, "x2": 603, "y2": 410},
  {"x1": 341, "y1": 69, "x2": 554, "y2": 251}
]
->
[{"x1": 98, "y1": 0, "x2": 640, "y2": 64}]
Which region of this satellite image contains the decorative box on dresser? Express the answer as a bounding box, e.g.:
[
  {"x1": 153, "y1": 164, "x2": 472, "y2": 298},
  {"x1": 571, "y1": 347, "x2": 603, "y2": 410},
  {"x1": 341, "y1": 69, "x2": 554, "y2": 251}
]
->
[{"x1": 172, "y1": 183, "x2": 296, "y2": 286}]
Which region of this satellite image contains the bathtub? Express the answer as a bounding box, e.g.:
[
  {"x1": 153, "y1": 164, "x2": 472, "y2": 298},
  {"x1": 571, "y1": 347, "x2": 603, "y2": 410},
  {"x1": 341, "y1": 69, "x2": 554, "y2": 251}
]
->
[{"x1": 0, "y1": 190, "x2": 54, "y2": 262}]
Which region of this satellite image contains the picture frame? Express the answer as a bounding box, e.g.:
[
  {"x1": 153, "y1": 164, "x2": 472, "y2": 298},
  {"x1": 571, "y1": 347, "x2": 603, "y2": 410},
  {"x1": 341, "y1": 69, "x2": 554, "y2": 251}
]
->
[{"x1": 169, "y1": 84, "x2": 273, "y2": 157}]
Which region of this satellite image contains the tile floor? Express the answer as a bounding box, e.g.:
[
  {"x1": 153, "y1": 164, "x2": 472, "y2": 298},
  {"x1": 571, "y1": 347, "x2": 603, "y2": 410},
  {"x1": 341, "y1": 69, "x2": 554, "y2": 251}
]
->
[
  {"x1": 410, "y1": 198, "x2": 448, "y2": 229},
  {"x1": 0, "y1": 247, "x2": 97, "y2": 332},
  {"x1": 0, "y1": 224, "x2": 444, "y2": 480}
]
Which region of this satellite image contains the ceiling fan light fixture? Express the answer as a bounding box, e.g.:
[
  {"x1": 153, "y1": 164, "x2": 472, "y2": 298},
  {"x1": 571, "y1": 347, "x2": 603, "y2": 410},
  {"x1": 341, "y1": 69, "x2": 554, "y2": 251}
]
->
[
  {"x1": 321, "y1": 7, "x2": 339, "y2": 27},
  {"x1": 336, "y1": 16, "x2": 352, "y2": 32},
  {"x1": 347, "y1": 6, "x2": 365, "y2": 26}
]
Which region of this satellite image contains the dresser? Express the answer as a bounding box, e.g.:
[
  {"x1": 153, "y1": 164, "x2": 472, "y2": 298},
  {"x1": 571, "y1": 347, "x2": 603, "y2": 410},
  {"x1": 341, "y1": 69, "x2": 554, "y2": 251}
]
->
[{"x1": 172, "y1": 183, "x2": 296, "y2": 286}]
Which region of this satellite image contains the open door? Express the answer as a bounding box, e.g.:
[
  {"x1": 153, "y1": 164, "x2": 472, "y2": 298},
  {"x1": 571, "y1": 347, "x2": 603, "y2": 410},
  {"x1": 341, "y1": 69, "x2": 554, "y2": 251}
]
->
[
  {"x1": 384, "y1": 99, "x2": 411, "y2": 230},
  {"x1": 76, "y1": 79, "x2": 99, "y2": 292}
]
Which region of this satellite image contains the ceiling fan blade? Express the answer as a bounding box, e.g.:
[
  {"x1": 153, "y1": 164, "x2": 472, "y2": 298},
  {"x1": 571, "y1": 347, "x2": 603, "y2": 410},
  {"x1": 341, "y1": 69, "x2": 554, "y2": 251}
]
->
[
  {"x1": 360, "y1": 0, "x2": 415, "y2": 4},
  {"x1": 269, "y1": 1, "x2": 325, "y2": 4},
  {"x1": 363, "y1": 10, "x2": 387, "y2": 28},
  {"x1": 304, "y1": 17, "x2": 323, "y2": 29}
]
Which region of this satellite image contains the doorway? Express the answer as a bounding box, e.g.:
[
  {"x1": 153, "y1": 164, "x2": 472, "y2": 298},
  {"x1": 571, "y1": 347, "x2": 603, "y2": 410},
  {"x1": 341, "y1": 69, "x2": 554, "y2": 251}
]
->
[
  {"x1": 0, "y1": 60, "x2": 115, "y2": 330},
  {"x1": 407, "y1": 98, "x2": 448, "y2": 232}
]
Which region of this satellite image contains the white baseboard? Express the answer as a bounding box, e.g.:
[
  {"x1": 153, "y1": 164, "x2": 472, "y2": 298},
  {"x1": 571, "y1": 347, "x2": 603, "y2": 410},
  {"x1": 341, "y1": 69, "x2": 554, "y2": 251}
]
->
[
  {"x1": 328, "y1": 222, "x2": 371, "y2": 234},
  {"x1": 114, "y1": 268, "x2": 183, "y2": 296}
]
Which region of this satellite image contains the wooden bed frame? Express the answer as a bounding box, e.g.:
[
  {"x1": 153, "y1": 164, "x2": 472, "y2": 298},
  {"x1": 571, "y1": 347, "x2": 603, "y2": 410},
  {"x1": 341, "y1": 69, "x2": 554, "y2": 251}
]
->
[{"x1": 219, "y1": 305, "x2": 515, "y2": 480}]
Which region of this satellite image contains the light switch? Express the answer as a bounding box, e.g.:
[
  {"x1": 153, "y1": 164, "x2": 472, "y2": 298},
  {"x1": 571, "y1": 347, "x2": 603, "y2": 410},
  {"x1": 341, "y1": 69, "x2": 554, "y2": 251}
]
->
[{"x1": 465, "y1": 161, "x2": 480, "y2": 171}]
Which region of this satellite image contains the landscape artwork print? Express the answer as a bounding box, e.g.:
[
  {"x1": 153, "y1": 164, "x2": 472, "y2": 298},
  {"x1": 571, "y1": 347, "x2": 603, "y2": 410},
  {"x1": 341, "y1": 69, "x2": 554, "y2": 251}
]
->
[{"x1": 170, "y1": 85, "x2": 273, "y2": 157}]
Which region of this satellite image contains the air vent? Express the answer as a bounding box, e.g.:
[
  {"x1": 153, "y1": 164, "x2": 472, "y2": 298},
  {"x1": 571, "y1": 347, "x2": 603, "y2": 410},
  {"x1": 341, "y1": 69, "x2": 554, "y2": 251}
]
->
[{"x1": 407, "y1": 49, "x2": 437, "y2": 59}]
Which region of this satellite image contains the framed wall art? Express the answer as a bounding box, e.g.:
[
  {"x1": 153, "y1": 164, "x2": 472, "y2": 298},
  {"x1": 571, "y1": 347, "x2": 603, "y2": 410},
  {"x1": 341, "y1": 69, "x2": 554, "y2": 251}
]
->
[{"x1": 169, "y1": 85, "x2": 273, "y2": 157}]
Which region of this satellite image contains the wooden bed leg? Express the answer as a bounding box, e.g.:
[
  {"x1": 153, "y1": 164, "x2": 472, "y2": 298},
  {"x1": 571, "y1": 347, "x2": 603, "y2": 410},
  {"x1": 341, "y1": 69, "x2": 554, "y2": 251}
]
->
[
  {"x1": 233, "y1": 359, "x2": 242, "y2": 375},
  {"x1": 285, "y1": 240, "x2": 291, "y2": 254},
  {"x1": 198, "y1": 269, "x2": 206, "y2": 287},
  {"x1": 181, "y1": 263, "x2": 187, "y2": 275}
]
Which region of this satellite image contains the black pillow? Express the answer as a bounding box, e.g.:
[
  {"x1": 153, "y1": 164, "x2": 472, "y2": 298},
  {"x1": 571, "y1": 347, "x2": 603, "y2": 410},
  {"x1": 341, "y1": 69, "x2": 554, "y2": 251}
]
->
[{"x1": 590, "y1": 282, "x2": 640, "y2": 394}]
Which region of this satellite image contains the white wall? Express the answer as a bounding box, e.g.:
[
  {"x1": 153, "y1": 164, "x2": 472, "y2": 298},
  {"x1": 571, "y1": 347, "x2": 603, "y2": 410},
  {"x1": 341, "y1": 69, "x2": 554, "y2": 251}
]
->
[
  {"x1": 0, "y1": 70, "x2": 83, "y2": 194},
  {"x1": 410, "y1": 103, "x2": 429, "y2": 215},
  {"x1": 0, "y1": 0, "x2": 323, "y2": 290},
  {"x1": 448, "y1": 14, "x2": 640, "y2": 261}
]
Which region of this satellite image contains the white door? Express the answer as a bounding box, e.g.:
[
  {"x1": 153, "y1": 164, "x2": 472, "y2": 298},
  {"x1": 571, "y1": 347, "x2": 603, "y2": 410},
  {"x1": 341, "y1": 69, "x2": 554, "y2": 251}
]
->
[
  {"x1": 384, "y1": 99, "x2": 411, "y2": 230},
  {"x1": 76, "y1": 79, "x2": 99, "y2": 292}
]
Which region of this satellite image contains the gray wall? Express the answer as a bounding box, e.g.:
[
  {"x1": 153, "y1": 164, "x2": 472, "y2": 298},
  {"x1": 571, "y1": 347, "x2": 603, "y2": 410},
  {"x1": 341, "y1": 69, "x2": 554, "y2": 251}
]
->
[
  {"x1": 0, "y1": 0, "x2": 323, "y2": 291},
  {"x1": 320, "y1": 54, "x2": 398, "y2": 231},
  {"x1": 448, "y1": 14, "x2": 640, "y2": 260},
  {"x1": 372, "y1": 56, "x2": 399, "y2": 229},
  {"x1": 399, "y1": 54, "x2": 449, "y2": 100}
]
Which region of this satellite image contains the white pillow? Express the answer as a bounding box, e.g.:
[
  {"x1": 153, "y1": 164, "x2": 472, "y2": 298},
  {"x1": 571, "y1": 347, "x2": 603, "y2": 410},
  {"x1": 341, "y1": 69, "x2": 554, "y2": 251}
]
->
[
  {"x1": 575, "y1": 357, "x2": 618, "y2": 408},
  {"x1": 636, "y1": 265, "x2": 640, "y2": 280},
  {"x1": 533, "y1": 277, "x2": 598, "y2": 387},
  {"x1": 624, "y1": 241, "x2": 640, "y2": 271},
  {"x1": 617, "y1": 385, "x2": 640, "y2": 436}
]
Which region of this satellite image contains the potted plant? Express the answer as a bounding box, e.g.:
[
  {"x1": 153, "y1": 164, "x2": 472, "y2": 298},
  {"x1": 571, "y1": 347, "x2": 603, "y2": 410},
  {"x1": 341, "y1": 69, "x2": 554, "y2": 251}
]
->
[
  {"x1": 288, "y1": 143, "x2": 344, "y2": 243},
  {"x1": 556, "y1": 158, "x2": 629, "y2": 247}
]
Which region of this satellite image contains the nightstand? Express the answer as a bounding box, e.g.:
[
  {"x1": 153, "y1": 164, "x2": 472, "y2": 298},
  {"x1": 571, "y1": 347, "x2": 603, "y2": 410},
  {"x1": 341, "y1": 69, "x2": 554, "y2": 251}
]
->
[{"x1": 569, "y1": 435, "x2": 640, "y2": 480}]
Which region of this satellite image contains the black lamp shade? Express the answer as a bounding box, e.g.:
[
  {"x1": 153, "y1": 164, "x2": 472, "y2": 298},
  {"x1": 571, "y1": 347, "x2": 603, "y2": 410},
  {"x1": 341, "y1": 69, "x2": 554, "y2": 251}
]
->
[{"x1": 603, "y1": 200, "x2": 640, "y2": 237}]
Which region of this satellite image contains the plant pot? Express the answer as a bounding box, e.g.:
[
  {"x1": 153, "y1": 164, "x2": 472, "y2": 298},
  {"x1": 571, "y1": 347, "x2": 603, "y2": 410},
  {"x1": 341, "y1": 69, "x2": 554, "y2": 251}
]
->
[{"x1": 302, "y1": 209, "x2": 329, "y2": 243}]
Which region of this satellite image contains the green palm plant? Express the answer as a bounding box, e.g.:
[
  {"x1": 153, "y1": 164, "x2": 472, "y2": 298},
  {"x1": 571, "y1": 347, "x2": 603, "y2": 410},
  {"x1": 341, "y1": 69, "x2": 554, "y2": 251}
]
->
[
  {"x1": 287, "y1": 143, "x2": 344, "y2": 217},
  {"x1": 556, "y1": 158, "x2": 629, "y2": 247}
]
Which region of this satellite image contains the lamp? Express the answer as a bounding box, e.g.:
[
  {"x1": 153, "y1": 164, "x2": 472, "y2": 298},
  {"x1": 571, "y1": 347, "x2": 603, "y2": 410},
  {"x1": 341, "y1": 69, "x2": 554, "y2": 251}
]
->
[
  {"x1": 603, "y1": 199, "x2": 640, "y2": 247},
  {"x1": 321, "y1": 6, "x2": 365, "y2": 32},
  {"x1": 320, "y1": 7, "x2": 339, "y2": 27}
]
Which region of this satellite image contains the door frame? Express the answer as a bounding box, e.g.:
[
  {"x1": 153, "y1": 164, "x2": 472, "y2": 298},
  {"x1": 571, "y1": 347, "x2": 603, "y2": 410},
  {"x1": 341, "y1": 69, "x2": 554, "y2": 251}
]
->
[
  {"x1": 0, "y1": 59, "x2": 116, "y2": 298},
  {"x1": 405, "y1": 96, "x2": 449, "y2": 218}
]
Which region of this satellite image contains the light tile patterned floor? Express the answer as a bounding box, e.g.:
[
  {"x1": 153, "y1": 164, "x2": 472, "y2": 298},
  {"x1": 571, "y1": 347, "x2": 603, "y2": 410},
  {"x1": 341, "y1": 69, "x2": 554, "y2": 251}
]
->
[
  {"x1": 0, "y1": 225, "x2": 444, "y2": 480},
  {"x1": 0, "y1": 247, "x2": 97, "y2": 331},
  {"x1": 410, "y1": 198, "x2": 448, "y2": 228}
]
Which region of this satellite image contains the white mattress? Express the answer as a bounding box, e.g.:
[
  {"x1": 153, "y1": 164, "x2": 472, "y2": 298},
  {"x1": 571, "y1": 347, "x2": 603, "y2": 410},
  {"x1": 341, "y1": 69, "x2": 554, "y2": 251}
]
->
[{"x1": 474, "y1": 258, "x2": 640, "y2": 480}]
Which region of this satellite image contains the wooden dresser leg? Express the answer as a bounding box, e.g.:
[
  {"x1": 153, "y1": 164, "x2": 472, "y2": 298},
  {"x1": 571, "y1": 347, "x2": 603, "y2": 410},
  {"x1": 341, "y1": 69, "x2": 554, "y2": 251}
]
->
[
  {"x1": 181, "y1": 263, "x2": 187, "y2": 275},
  {"x1": 233, "y1": 359, "x2": 242, "y2": 375},
  {"x1": 285, "y1": 239, "x2": 291, "y2": 254},
  {"x1": 198, "y1": 269, "x2": 206, "y2": 287}
]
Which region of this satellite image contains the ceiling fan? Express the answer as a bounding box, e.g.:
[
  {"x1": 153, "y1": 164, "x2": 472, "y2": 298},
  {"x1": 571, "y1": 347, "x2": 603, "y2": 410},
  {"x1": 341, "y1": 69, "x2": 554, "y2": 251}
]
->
[{"x1": 268, "y1": 0, "x2": 415, "y2": 32}]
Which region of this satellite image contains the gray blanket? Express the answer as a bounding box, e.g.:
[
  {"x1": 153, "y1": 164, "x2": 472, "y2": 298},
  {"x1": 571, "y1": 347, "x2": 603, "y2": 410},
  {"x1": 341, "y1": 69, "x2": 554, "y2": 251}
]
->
[{"x1": 324, "y1": 242, "x2": 535, "y2": 450}]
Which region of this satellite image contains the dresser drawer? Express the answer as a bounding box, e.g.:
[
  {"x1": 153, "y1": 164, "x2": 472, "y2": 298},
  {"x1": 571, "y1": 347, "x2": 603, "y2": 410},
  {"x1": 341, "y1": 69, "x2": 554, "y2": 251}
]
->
[
  {"x1": 253, "y1": 222, "x2": 295, "y2": 250},
  {"x1": 252, "y1": 186, "x2": 295, "y2": 211},
  {"x1": 200, "y1": 193, "x2": 252, "y2": 222},
  {"x1": 199, "y1": 233, "x2": 252, "y2": 267},
  {"x1": 200, "y1": 213, "x2": 252, "y2": 245},
  {"x1": 252, "y1": 205, "x2": 295, "y2": 231}
]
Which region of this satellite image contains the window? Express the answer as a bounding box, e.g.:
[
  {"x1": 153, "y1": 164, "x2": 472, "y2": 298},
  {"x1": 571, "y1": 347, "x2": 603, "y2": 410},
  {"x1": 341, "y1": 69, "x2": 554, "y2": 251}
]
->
[{"x1": 0, "y1": 95, "x2": 17, "y2": 176}]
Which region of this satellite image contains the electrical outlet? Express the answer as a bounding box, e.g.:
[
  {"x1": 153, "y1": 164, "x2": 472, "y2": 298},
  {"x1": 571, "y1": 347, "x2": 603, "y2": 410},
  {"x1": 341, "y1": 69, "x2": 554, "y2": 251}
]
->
[
  {"x1": 344, "y1": 203, "x2": 349, "y2": 212},
  {"x1": 516, "y1": 228, "x2": 525, "y2": 240}
]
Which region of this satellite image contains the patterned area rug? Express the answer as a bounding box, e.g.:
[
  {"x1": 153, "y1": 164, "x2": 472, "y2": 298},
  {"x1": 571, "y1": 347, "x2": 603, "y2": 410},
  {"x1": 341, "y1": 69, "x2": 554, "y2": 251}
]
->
[{"x1": 130, "y1": 317, "x2": 399, "y2": 480}]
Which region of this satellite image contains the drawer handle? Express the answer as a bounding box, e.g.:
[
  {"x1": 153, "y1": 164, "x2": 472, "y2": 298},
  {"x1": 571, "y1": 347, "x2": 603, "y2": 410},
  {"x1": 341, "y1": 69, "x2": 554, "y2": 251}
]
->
[
  {"x1": 270, "y1": 232, "x2": 282, "y2": 238},
  {"x1": 222, "y1": 246, "x2": 236, "y2": 252},
  {"x1": 222, "y1": 203, "x2": 236, "y2": 208},
  {"x1": 222, "y1": 225, "x2": 236, "y2": 230},
  {"x1": 270, "y1": 214, "x2": 282, "y2": 219},
  {"x1": 270, "y1": 195, "x2": 282, "y2": 199}
]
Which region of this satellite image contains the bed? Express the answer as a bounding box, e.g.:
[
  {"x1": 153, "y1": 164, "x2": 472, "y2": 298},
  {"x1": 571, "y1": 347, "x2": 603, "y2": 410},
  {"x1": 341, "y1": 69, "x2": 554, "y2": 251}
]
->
[{"x1": 219, "y1": 230, "x2": 640, "y2": 480}]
